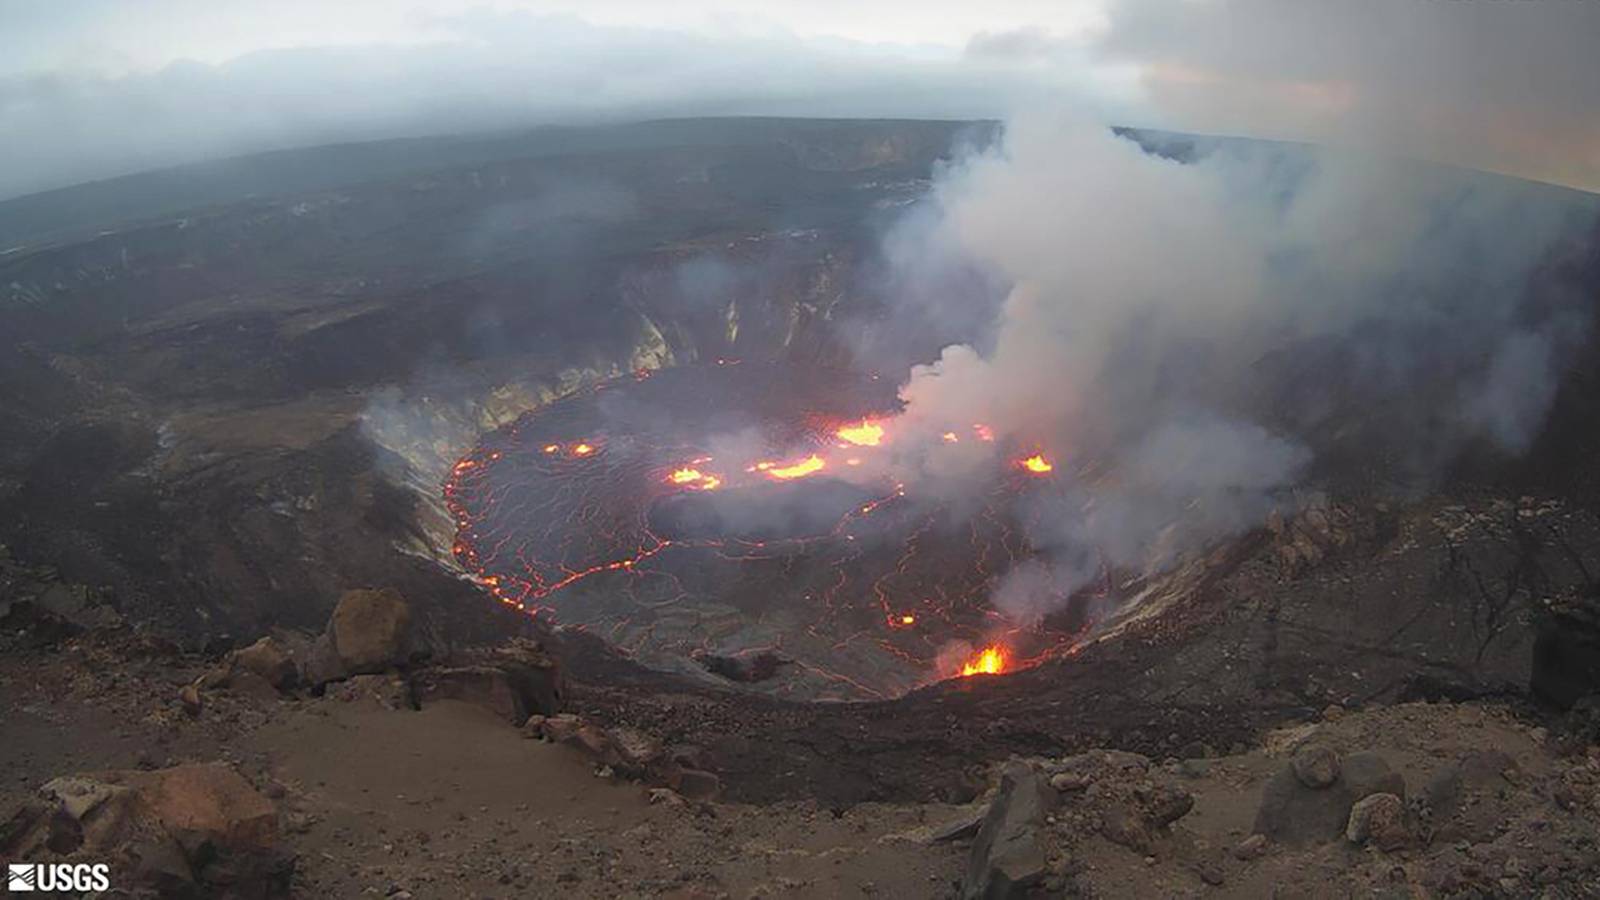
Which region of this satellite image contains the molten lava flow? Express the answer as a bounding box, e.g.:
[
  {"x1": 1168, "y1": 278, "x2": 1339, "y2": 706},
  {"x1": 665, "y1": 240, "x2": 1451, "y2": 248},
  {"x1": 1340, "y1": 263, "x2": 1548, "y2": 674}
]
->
[
  {"x1": 973, "y1": 424, "x2": 995, "y2": 442},
  {"x1": 669, "y1": 468, "x2": 705, "y2": 484},
  {"x1": 837, "y1": 420, "x2": 886, "y2": 447},
  {"x1": 764, "y1": 454, "x2": 826, "y2": 480},
  {"x1": 542, "y1": 444, "x2": 559, "y2": 454},
  {"x1": 960, "y1": 644, "x2": 1007, "y2": 677},
  {"x1": 1020, "y1": 454, "x2": 1054, "y2": 474},
  {"x1": 941, "y1": 431, "x2": 959, "y2": 443},
  {"x1": 572, "y1": 443, "x2": 595, "y2": 457}
]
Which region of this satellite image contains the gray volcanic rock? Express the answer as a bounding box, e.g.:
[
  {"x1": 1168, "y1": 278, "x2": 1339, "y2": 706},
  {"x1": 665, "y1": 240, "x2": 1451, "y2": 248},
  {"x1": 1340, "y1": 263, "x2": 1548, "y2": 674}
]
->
[
  {"x1": 1255, "y1": 751, "x2": 1405, "y2": 845},
  {"x1": 963, "y1": 762, "x2": 1055, "y2": 900}
]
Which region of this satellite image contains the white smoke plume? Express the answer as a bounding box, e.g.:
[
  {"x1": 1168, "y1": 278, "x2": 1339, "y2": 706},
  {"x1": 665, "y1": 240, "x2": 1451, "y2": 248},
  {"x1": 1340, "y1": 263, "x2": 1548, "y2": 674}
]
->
[{"x1": 875, "y1": 113, "x2": 1598, "y2": 625}]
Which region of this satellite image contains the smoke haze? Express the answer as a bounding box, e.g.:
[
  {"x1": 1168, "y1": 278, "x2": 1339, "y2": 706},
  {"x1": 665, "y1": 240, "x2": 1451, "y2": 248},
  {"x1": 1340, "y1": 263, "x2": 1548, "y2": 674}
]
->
[
  {"x1": 873, "y1": 114, "x2": 1598, "y2": 624},
  {"x1": 5, "y1": 1, "x2": 1600, "y2": 199}
]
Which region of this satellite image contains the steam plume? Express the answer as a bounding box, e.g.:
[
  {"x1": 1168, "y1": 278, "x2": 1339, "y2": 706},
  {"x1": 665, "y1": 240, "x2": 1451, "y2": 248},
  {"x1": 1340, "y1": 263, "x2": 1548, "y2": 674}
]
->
[{"x1": 878, "y1": 113, "x2": 1598, "y2": 624}]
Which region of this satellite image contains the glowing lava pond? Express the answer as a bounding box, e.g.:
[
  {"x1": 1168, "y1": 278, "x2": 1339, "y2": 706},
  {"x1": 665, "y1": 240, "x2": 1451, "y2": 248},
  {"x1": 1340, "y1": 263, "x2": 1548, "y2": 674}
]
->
[{"x1": 446, "y1": 363, "x2": 1075, "y2": 700}]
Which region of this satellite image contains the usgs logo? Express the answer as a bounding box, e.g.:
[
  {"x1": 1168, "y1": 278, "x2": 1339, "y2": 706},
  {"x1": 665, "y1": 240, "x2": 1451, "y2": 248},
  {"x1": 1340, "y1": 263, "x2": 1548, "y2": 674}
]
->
[{"x1": 7, "y1": 863, "x2": 111, "y2": 893}]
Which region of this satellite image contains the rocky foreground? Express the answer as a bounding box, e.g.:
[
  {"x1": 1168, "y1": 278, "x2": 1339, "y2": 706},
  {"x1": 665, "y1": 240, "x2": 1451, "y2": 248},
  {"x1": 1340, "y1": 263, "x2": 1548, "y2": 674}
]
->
[{"x1": 1, "y1": 552, "x2": 1597, "y2": 899}]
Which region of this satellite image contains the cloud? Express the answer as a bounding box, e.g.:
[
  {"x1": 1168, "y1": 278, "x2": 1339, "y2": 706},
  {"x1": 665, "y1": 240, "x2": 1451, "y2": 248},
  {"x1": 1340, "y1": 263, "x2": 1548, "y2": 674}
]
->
[
  {"x1": 0, "y1": 10, "x2": 1078, "y2": 200},
  {"x1": 7, "y1": 2, "x2": 1599, "y2": 198},
  {"x1": 1096, "y1": 0, "x2": 1600, "y2": 191},
  {"x1": 965, "y1": 26, "x2": 1077, "y2": 62}
]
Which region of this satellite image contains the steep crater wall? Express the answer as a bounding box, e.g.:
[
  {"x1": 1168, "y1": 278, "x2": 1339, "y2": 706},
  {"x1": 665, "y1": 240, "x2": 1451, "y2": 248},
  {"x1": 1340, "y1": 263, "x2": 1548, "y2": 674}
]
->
[{"x1": 0, "y1": 121, "x2": 957, "y2": 645}]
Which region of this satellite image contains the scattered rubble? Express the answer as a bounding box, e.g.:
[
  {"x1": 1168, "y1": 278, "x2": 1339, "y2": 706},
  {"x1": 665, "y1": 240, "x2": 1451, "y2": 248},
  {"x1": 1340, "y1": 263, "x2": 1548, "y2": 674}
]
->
[{"x1": 4, "y1": 557, "x2": 1600, "y2": 896}]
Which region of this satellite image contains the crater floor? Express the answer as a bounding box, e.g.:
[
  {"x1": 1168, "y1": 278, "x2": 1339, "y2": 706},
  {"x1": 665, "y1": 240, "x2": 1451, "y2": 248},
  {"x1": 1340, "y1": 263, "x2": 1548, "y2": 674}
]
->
[{"x1": 445, "y1": 363, "x2": 1085, "y2": 699}]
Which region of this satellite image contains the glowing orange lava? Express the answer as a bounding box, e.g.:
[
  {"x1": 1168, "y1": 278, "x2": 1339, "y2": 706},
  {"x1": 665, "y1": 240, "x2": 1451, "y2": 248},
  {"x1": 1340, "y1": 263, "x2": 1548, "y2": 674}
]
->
[
  {"x1": 572, "y1": 443, "x2": 595, "y2": 457},
  {"x1": 941, "y1": 431, "x2": 959, "y2": 443},
  {"x1": 667, "y1": 467, "x2": 722, "y2": 490},
  {"x1": 763, "y1": 454, "x2": 826, "y2": 480},
  {"x1": 1020, "y1": 454, "x2": 1054, "y2": 474},
  {"x1": 542, "y1": 444, "x2": 559, "y2": 454},
  {"x1": 973, "y1": 424, "x2": 995, "y2": 442},
  {"x1": 960, "y1": 645, "x2": 1007, "y2": 677},
  {"x1": 836, "y1": 420, "x2": 885, "y2": 447},
  {"x1": 900, "y1": 614, "x2": 916, "y2": 625}
]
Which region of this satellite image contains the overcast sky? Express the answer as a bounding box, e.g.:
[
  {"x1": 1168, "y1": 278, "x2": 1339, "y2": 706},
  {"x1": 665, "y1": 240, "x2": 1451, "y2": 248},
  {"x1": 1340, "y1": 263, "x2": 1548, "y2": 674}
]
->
[{"x1": 2, "y1": 0, "x2": 1597, "y2": 199}]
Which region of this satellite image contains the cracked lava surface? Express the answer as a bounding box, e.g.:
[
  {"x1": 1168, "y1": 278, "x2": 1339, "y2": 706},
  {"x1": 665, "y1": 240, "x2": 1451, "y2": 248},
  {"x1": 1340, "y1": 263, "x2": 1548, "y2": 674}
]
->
[{"x1": 445, "y1": 363, "x2": 1083, "y2": 700}]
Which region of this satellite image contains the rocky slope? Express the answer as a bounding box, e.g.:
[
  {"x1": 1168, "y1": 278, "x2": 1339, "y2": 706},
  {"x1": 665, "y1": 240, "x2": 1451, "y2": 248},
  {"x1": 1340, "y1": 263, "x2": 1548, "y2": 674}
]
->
[{"x1": 3, "y1": 587, "x2": 1598, "y2": 898}]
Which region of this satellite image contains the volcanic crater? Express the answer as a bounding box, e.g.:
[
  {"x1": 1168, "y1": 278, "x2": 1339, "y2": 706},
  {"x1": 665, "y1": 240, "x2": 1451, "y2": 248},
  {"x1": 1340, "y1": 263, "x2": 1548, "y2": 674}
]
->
[
  {"x1": 3, "y1": 118, "x2": 1599, "y2": 808},
  {"x1": 445, "y1": 361, "x2": 1086, "y2": 700}
]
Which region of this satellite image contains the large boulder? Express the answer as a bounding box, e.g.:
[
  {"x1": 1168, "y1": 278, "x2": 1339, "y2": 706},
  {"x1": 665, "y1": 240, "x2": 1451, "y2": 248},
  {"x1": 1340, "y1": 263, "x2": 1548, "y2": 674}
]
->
[
  {"x1": 29, "y1": 582, "x2": 125, "y2": 631},
  {"x1": 228, "y1": 637, "x2": 299, "y2": 691},
  {"x1": 1346, "y1": 793, "x2": 1412, "y2": 851},
  {"x1": 121, "y1": 763, "x2": 279, "y2": 853},
  {"x1": 195, "y1": 636, "x2": 302, "y2": 701},
  {"x1": 1254, "y1": 751, "x2": 1405, "y2": 846},
  {"x1": 962, "y1": 762, "x2": 1055, "y2": 900},
  {"x1": 327, "y1": 588, "x2": 412, "y2": 676},
  {"x1": 1422, "y1": 749, "x2": 1518, "y2": 843},
  {"x1": 0, "y1": 762, "x2": 290, "y2": 898},
  {"x1": 301, "y1": 588, "x2": 414, "y2": 685}
]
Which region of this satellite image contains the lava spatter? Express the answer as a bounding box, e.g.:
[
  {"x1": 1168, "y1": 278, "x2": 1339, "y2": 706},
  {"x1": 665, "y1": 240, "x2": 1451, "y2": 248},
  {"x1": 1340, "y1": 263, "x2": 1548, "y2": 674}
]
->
[{"x1": 960, "y1": 644, "x2": 1007, "y2": 677}]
